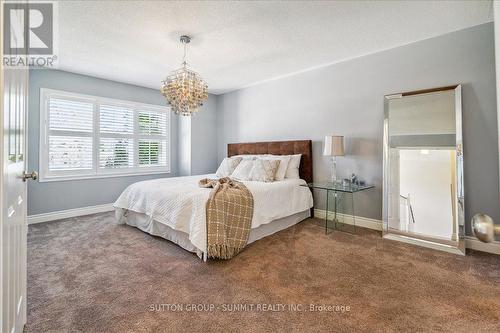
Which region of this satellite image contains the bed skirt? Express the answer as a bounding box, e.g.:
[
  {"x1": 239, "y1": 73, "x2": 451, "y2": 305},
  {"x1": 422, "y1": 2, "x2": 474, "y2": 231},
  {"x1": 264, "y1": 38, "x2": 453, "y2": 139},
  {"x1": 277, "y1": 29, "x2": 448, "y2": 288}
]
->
[{"x1": 115, "y1": 208, "x2": 310, "y2": 259}]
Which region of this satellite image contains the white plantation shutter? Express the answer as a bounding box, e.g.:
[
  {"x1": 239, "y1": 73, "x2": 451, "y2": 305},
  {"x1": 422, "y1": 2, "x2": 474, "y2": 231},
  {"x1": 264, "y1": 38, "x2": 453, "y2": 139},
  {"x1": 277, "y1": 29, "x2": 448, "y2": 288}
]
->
[
  {"x1": 49, "y1": 136, "x2": 93, "y2": 170},
  {"x1": 138, "y1": 108, "x2": 169, "y2": 168},
  {"x1": 40, "y1": 89, "x2": 170, "y2": 181},
  {"x1": 99, "y1": 138, "x2": 134, "y2": 169},
  {"x1": 138, "y1": 110, "x2": 167, "y2": 136},
  {"x1": 49, "y1": 98, "x2": 93, "y2": 132},
  {"x1": 139, "y1": 139, "x2": 167, "y2": 167},
  {"x1": 99, "y1": 104, "x2": 134, "y2": 170},
  {"x1": 47, "y1": 96, "x2": 94, "y2": 173},
  {"x1": 100, "y1": 104, "x2": 134, "y2": 134}
]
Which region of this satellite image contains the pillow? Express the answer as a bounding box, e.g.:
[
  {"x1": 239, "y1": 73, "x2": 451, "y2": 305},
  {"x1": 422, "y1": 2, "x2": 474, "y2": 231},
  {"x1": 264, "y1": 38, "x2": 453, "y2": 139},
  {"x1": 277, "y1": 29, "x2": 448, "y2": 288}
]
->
[
  {"x1": 261, "y1": 155, "x2": 290, "y2": 181},
  {"x1": 285, "y1": 154, "x2": 302, "y2": 179},
  {"x1": 233, "y1": 154, "x2": 261, "y2": 160},
  {"x1": 215, "y1": 157, "x2": 242, "y2": 178},
  {"x1": 231, "y1": 159, "x2": 255, "y2": 181},
  {"x1": 249, "y1": 159, "x2": 281, "y2": 182}
]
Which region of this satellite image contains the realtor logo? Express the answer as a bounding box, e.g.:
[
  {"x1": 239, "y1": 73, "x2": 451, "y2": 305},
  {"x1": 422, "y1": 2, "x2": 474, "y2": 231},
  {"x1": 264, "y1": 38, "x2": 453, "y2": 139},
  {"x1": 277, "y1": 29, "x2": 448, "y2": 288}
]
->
[{"x1": 3, "y1": 1, "x2": 58, "y2": 67}]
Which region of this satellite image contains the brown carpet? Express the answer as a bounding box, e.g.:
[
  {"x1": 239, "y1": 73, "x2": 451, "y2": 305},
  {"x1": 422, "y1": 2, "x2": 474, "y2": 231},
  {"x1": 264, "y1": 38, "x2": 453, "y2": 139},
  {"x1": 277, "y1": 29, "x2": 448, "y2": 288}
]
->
[{"x1": 27, "y1": 212, "x2": 500, "y2": 332}]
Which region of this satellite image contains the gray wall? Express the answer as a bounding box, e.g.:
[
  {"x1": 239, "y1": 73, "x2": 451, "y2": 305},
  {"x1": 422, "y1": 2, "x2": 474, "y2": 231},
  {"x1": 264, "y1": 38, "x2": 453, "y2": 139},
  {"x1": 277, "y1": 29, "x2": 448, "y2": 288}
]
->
[
  {"x1": 177, "y1": 115, "x2": 191, "y2": 176},
  {"x1": 216, "y1": 23, "x2": 499, "y2": 235},
  {"x1": 28, "y1": 69, "x2": 179, "y2": 215},
  {"x1": 176, "y1": 94, "x2": 218, "y2": 176},
  {"x1": 191, "y1": 95, "x2": 218, "y2": 175}
]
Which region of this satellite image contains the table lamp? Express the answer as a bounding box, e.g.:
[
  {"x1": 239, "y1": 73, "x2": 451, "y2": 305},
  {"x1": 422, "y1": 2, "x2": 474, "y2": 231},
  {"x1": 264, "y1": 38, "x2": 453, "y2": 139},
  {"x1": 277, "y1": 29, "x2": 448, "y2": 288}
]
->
[{"x1": 323, "y1": 135, "x2": 344, "y2": 183}]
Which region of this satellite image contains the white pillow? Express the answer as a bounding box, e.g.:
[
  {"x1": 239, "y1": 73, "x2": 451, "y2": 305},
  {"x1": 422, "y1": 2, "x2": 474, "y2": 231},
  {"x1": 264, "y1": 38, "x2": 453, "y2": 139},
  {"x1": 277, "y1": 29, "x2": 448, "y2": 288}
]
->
[
  {"x1": 233, "y1": 154, "x2": 262, "y2": 160},
  {"x1": 249, "y1": 159, "x2": 280, "y2": 182},
  {"x1": 231, "y1": 159, "x2": 255, "y2": 181},
  {"x1": 285, "y1": 154, "x2": 302, "y2": 179},
  {"x1": 215, "y1": 157, "x2": 242, "y2": 178},
  {"x1": 261, "y1": 155, "x2": 290, "y2": 181}
]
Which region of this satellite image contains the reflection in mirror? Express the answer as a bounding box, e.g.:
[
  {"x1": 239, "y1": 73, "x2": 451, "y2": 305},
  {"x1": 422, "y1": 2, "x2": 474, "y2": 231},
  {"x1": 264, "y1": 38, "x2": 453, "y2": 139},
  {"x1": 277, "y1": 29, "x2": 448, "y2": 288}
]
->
[
  {"x1": 383, "y1": 86, "x2": 465, "y2": 254},
  {"x1": 390, "y1": 149, "x2": 456, "y2": 240}
]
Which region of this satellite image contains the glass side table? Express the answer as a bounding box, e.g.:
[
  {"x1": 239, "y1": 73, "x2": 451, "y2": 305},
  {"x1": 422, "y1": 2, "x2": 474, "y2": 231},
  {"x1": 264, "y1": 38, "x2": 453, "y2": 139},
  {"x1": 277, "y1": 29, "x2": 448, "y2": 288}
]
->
[{"x1": 302, "y1": 182, "x2": 374, "y2": 234}]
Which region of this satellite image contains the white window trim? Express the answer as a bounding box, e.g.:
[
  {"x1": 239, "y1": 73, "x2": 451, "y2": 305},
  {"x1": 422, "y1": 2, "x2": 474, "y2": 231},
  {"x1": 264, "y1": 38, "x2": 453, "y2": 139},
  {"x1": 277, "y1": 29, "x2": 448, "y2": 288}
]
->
[{"x1": 39, "y1": 88, "x2": 171, "y2": 182}]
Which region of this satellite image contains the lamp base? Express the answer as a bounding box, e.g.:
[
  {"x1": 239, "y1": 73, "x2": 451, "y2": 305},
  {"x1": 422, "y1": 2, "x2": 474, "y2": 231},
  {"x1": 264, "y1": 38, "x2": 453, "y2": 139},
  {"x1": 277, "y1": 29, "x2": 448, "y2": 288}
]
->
[{"x1": 331, "y1": 156, "x2": 337, "y2": 183}]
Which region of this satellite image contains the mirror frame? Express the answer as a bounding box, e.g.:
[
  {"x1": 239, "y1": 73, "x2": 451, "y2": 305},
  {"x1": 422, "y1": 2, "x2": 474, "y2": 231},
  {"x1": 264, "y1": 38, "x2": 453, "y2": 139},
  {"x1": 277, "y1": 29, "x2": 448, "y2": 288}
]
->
[{"x1": 382, "y1": 85, "x2": 465, "y2": 255}]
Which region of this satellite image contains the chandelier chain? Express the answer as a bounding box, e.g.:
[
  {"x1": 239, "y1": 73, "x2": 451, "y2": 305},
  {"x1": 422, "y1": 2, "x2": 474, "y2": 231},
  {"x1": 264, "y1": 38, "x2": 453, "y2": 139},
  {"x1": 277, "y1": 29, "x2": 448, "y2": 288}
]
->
[{"x1": 183, "y1": 40, "x2": 188, "y2": 66}]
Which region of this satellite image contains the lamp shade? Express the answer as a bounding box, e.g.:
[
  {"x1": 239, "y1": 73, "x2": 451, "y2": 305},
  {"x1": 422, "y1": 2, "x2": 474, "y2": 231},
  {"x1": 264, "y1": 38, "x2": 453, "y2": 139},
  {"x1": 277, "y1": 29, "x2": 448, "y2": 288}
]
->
[{"x1": 323, "y1": 135, "x2": 344, "y2": 156}]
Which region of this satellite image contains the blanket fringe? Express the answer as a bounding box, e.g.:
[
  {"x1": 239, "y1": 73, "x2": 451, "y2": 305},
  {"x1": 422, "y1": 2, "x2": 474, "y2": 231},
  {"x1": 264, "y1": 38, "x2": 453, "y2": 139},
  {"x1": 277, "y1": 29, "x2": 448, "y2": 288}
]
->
[{"x1": 207, "y1": 244, "x2": 245, "y2": 260}]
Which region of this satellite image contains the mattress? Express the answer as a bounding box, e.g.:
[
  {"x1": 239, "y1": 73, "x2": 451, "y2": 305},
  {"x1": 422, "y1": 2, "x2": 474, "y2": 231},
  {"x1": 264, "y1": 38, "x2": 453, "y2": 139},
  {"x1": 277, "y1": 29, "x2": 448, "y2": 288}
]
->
[{"x1": 113, "y1": 173, "x2": 313, "y2": 255}]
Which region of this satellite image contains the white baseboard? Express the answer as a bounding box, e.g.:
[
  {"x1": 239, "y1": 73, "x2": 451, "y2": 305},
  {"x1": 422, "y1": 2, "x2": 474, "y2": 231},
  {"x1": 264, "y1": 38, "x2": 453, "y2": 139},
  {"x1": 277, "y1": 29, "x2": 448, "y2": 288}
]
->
[
  {"x1": 314, "y1": 209, "x2": 500, "y2": 255},
  {"x1": 28, "y1": 203, "x2": 114, "y2": 224},
  {"x1": 314, "y1": 209, "x2": 383, "y2": 231},
  {"x1": 464, "y1": 236, "x2": 500, "y2": 255},
  {"x1": 383, "y1": 233, "x2": 466, "y2": 255}
]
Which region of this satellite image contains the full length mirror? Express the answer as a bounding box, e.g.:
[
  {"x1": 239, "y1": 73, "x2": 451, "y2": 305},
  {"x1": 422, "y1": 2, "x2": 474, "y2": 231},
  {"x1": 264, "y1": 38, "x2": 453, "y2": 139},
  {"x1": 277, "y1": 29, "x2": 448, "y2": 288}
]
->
[{"x1": 383, "y1": 86, "x2": 465, "y2": 254}]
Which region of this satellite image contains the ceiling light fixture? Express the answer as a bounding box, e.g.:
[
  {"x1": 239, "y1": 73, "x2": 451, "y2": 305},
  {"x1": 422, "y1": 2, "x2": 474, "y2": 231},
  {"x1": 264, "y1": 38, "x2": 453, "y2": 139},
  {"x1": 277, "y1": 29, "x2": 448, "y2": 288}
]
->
[{"x1": 160, "y1": 35, "x2": 208, "y2": 116}]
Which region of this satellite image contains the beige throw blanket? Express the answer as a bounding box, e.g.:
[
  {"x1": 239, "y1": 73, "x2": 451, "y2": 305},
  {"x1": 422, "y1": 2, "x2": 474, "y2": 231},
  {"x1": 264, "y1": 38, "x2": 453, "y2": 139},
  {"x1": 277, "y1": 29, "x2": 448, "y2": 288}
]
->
[{"x1": 199, "y1": 177, "x2": 254, "y2": 259}]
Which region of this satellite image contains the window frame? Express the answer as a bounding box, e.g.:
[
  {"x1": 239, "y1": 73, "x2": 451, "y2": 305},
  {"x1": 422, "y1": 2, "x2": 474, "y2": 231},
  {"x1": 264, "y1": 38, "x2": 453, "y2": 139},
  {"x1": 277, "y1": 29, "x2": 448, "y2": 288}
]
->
[{"x1": 39, "y1": 88, "x2": 171, "y2": 182}]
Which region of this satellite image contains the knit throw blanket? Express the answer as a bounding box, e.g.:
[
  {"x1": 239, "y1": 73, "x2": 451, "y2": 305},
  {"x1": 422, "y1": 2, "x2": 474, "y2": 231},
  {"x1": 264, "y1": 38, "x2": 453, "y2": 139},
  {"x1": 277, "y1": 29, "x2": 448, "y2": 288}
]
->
[{"x1": 199, "y1": 177, "x2": 254, "y2": 259}]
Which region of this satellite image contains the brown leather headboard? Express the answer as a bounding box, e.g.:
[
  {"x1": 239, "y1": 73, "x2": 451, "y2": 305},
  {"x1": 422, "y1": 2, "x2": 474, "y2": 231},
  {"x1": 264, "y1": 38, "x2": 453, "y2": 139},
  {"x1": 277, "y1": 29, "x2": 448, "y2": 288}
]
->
[{"x1": 227, "y1": 140, "x2": 313, "y2": 183}]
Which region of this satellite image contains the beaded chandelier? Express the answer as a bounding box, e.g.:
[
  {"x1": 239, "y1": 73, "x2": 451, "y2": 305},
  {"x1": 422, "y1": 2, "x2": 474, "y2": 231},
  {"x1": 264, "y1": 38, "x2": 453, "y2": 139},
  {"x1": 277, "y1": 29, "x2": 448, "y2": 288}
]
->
[{"x1": 161, "y1": 35, "x2": 208, "y2": 116}]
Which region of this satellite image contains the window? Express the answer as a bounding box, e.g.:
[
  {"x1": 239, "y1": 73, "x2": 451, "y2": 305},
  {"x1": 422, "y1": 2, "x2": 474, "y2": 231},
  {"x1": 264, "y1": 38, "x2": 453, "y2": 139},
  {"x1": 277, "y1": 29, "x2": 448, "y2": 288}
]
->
[{"x1": 39, "y1": 89, "x2": 170, "y2": 182}]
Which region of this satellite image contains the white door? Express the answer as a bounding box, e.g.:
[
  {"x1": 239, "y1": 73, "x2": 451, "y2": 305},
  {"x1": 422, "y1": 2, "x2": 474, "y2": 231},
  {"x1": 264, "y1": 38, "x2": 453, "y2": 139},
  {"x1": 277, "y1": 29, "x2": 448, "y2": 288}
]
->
[{"x1": 1, "y1": 57, "x2": 31, "y2": 333}]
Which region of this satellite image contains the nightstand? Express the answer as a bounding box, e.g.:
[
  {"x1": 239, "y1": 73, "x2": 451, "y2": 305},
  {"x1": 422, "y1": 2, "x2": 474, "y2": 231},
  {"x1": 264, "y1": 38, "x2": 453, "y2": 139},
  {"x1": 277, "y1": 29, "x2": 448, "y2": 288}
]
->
[{"x1": 302, "y1": 182, "x2": 374, "y2": 234}]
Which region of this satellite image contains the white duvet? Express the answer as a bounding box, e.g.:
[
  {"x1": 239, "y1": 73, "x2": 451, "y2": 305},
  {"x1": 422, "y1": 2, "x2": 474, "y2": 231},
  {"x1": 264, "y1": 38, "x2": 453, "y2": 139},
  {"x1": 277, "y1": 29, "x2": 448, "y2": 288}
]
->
[{"x1": 113, "y1": 174, "x2": 313, "y2": 253}]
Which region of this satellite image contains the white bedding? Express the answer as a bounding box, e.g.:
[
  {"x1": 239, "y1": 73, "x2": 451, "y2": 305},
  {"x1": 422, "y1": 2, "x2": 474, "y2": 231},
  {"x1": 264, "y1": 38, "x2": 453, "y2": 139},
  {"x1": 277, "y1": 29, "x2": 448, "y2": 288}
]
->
[{"x1": 113, "y1": 174, "x2": 313, "y2": 253}]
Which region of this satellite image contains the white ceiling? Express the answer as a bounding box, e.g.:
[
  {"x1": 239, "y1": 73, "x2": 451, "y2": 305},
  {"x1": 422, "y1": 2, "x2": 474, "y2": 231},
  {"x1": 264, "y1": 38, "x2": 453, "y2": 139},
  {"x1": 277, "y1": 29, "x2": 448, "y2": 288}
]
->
[{"x1": 57, "y1": 0, "x2": 493, "y2": 94}]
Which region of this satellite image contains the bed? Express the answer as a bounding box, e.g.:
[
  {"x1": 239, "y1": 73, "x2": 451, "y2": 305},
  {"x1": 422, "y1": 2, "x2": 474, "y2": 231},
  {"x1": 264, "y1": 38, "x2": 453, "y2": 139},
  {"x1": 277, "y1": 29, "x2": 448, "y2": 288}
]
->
[{"x1": 114, "y1": 140, "x2": 314, "y2": 259}]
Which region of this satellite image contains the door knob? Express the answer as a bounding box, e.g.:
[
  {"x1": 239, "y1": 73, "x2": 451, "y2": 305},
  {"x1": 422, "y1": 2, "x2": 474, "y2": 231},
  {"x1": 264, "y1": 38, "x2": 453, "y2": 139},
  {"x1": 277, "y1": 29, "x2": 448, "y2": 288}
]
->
[
  {"x1": 472, "y1": 213, "x2": 499, "y2": 243},
  {"x1": 22, "y1": 171, "x2": 38, "y2": 182}
]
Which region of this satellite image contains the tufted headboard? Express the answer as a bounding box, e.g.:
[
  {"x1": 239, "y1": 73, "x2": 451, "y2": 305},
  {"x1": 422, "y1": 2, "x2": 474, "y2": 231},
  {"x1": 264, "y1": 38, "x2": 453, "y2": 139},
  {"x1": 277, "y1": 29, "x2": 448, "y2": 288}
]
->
[{"x1": 227, "y1": 140, "x2": 313, "y2": 183}]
